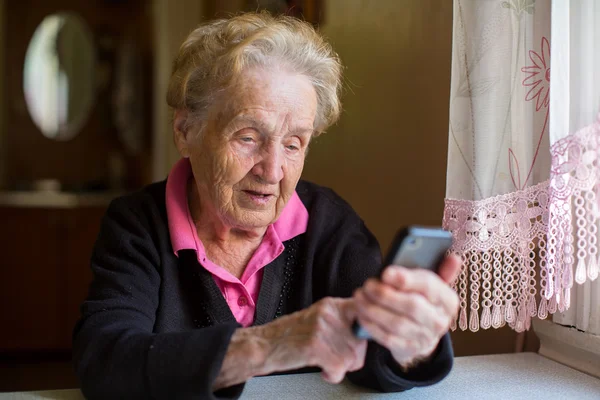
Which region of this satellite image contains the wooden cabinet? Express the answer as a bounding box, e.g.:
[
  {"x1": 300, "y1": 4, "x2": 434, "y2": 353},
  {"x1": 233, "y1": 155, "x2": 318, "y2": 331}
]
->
[
  {"x1": 0, "y1": 206, "x2": 105, "y2": 351},
  {"x1": 0, "y1": 208, "x2": 64, "y2": 350}
]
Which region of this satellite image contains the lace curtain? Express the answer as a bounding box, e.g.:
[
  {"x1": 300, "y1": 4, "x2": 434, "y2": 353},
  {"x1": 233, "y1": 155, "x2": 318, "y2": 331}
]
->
[
  {"x1": 549, "y1": 0, "x2": 600, "y2": 335},
  {"x1": 443, "y1": 0, "x2": 600, "y2": 333}
]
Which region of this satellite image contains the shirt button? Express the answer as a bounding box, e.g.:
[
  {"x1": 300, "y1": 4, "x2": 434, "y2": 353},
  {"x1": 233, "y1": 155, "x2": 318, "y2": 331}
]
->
[{"x1": 237, "y1": 296, "x2": 248, "y2": 307}]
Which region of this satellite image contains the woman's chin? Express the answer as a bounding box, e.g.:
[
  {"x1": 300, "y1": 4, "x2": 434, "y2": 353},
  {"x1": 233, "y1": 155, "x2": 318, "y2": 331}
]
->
[{"x1": 228, "y1": 209, "x2": 278, "y2": 231}]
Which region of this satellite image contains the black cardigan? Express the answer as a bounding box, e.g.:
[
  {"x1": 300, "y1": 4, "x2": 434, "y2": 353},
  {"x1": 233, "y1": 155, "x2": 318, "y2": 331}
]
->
[{"x1": 73, "y1": 179, "x2": 454, "y2": 399}]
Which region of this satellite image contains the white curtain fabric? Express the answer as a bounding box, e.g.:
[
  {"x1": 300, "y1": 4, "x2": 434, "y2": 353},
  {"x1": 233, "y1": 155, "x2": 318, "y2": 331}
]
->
[
  {"x1": 549, "y1": 0, "x2": 600, "y2": 336},
  {"x1": 444, "y1": 0, "x2": 599, "y2": 333}
]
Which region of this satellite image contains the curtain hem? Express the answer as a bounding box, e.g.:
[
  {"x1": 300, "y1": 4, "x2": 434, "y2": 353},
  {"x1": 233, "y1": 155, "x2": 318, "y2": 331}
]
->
[{"x1": 443, "y1": 114, "x2": 600, "y2": 332}]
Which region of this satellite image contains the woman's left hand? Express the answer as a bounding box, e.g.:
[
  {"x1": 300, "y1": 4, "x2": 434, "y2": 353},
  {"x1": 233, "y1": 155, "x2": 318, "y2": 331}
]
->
[{"x1": 353, "y1": 255, "x2": 461, "y2": 368}]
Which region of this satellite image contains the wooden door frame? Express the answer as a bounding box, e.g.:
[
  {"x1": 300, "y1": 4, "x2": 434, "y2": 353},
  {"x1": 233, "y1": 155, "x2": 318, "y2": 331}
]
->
[
  {"x1": 0, "y1": 0, "x2": 6, "y2": 188},
  {"x1": 151, "y1": 0, "x2": 205, "y2": 181}
]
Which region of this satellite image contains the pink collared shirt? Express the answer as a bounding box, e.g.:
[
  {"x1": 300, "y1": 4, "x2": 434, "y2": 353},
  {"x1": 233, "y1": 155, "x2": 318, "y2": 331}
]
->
[{"x1": 165, "y1": 158, "x2": 309, "y2": 327}]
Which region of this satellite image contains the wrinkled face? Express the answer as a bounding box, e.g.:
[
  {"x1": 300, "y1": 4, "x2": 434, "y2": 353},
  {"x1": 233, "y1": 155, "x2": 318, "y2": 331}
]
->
[{"x1": 187, "y1": 67, "x2": 317, "y2": 230}]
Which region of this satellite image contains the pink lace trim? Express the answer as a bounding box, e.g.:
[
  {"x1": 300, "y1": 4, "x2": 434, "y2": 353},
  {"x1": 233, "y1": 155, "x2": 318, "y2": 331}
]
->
[{"x1": 443, "y1": 114, "x2": 600, "y2": 332}]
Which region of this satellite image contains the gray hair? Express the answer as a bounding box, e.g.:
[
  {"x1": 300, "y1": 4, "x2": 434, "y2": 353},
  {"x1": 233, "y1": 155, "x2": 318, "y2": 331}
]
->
[{"x1": 166, "y1": 11, "x2": 343, "y2": 136}]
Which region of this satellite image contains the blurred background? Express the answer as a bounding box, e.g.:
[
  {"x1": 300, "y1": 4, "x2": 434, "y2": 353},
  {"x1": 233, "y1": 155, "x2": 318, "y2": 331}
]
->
[{"x1": 0, "y1": 0, "x2": 538, "y2": 392}]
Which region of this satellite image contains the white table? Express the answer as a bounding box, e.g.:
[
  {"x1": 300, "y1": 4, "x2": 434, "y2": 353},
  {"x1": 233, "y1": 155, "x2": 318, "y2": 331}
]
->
[{"x1": 1, "y1": 353, "x2": 599, "y2": 399}]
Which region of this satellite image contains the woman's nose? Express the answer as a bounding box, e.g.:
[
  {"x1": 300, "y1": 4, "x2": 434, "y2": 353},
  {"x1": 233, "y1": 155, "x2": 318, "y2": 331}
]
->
[{"x1": 252, "y1": 144, "x2": 284, "y2": 184}]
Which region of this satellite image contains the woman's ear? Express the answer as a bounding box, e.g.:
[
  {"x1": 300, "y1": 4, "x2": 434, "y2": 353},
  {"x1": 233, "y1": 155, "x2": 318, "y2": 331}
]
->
[{"x1": 173, "y1": 109, "x2": 191, "y2": 158}]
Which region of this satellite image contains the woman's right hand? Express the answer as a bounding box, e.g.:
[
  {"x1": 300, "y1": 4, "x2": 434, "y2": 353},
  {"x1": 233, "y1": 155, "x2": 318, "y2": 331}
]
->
[
  {"x1": 214, "y1": 297, "x2": 367, "y2": 391},
  {"x1": 255, "y1": 297, "x2": 367, "y2": 383}
]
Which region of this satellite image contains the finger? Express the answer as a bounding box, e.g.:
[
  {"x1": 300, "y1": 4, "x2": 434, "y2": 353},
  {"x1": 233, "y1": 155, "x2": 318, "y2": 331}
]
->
[
  {"x1": 437, "y1": 254, "x2": 462, "y2": 285},
  {"x1": 348, "y1": 341, "x2": 367, "y2": 372},
  {"x1": 321, "y1": 370, "x2": 333, "y2": 383},
  {"x1": 314, "y1": 335, "x2": 352, "y2": 385},
  {"x1": 321, "y1": 368, "x2": 344, "y2": 384},
  {"x1": 311, "y1": 334, "x2": 352, "y2": 383},
  {"x1": 319, "y1": 302, "x2": 360, "y2": 343},
  {"x1": 355, "y1": 289, "x2": 438, "y2": 342},
  {"x1": 334, "y1": 299, "x2": 368, "y2": 372},
  {"x1": 381, "y1": 268, "x2": 458, "y2": 315},
  {"x1": 355, "y1": 311, "x2": 417, "y2": 364},
  {"x1": 382, "y1": 266, "x2": 434, "y2": 294},
  {"x1": 315, "y1": 299, "x2": 365, "y2": 374},
  {"x1": 359, "y1": 279, "x2": 449, "y2": 332},
  {"x1": 357, "y1": 310, "x2": 440, "y2": 367},
  {"x1": 322, "y1": 299, "x2": 365, "y2": 348}
]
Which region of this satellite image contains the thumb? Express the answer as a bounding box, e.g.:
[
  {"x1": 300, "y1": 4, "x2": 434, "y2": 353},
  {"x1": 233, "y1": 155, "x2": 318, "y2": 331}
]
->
[{"x1": 438, "y1": 254, "x2": 462, "y2": 285}]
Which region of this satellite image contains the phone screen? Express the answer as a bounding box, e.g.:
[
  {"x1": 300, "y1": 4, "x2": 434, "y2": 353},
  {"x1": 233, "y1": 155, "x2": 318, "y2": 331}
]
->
[{"x1": 385, "y1": 226, "x2": 453, "y2": 274}]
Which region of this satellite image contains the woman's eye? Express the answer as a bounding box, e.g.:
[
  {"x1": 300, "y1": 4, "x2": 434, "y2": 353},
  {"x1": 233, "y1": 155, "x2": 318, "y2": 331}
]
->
[
  {"x1": 285, "y1": 138, "x2": 303, "y2": 152},
  {"x1": 240, "y1": 137, "x2": 254, "y2": 143}
]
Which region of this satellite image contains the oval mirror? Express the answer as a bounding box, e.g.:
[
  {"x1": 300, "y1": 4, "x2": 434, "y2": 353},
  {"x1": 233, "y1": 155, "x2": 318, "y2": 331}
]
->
[{"x1": 23, "y1": 12, "x2": 96, "y2": 141}]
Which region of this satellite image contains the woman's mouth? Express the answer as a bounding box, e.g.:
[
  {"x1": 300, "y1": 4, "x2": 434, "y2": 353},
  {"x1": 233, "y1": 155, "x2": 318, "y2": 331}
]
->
[
  {"x1": 244, "y1": 190, "x2": 271, "y2": 197},
  {"x1": 242, "y1": 190, "x2": 275, "y2": 207}
]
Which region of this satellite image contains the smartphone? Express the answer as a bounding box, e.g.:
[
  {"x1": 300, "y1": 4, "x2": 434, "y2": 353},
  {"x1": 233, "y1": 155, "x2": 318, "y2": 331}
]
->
[{"x1": 351, "y1": 226, "x2": 453, "y2": 340}]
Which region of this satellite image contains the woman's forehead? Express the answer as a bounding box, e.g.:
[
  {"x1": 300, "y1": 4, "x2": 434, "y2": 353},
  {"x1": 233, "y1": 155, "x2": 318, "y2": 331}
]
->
[
  {"x1": 215, "y1": 69, "x2": 317, "y2": 129},
  {"x1": 233, "y1": 68, "x2": 315, "y2": 107}
]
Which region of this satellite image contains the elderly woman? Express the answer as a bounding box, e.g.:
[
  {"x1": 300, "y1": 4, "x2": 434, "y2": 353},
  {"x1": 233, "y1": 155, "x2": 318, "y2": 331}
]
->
[{"x1": 73, "y1": 12, "x2": 460, "y2": 400}]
